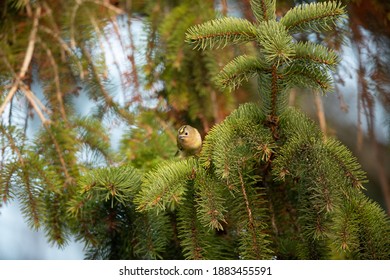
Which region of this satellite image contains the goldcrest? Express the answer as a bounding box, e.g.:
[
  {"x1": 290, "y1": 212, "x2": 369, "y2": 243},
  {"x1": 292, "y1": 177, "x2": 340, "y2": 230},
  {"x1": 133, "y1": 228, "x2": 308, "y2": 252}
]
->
[{"x1": 176, "y1": 125, "x2": 202, "y2": 157}]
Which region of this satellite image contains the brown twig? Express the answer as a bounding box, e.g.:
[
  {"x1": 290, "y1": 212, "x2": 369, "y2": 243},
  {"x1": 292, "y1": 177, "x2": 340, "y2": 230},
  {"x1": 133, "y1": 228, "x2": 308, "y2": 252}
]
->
[
  {"x1": 314, "y1": 92, "x2": 327, "y2": 139},
  {"x1": 39, "y1": 25, "x2": 85, "y2": 79},
  {"x1": 20, "y1": 84, "x2": 51, "y2": 125},
  {"x1": 0, "y1": 6, "x2": 41, "y2": 117},
  {"x1": 1, "y1": 51, "x2": 52, "y2": 124},
  {"x1": 238, "y1": 167, "x2": 260, "y2": 257}
]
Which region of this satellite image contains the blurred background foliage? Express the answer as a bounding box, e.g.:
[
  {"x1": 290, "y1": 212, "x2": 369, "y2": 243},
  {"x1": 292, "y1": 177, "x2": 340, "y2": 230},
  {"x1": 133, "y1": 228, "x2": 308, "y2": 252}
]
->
[{"x1": 0, "y1": 0, "x2": 389, "y2": 257}]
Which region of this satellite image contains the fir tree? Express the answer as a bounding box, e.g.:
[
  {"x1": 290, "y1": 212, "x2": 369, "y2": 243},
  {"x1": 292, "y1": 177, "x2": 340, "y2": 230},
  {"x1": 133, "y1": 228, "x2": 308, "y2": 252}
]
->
[
  {"x1": 1, "y1": 0, "x2": 389, "y2": 260},
  {"x1": 144, "y1": 0, "x2": 238, "y2": 133},
  {"x1": 0, "y1": 0, "x2": 137, "y2": 248},
  {"x1": 136, "y1": 0, "x2": 390, "y2": 259}
]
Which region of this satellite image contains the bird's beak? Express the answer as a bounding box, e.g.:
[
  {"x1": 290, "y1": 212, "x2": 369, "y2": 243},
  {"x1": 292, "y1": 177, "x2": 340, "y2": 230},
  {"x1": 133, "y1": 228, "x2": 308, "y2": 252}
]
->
[{"x1": 178, "y1": 135, "x2": 185, "y2": 140}]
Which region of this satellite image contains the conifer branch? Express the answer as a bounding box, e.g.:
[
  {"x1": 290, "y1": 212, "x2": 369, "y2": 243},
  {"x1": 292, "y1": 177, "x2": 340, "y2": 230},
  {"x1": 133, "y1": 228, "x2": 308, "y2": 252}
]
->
[
  {"x1": 270, "y1": 65, "x2": 279, "y2": 118},
  {"x1": 44, "y1": 193, "x2": 68, "y2": 246},
  {"x1": 0, "y1": 125, "x2": 26, "y2": 167},
  {"x1": 332, "y1": 200, "x2": 359, "y2": 253},
  {"x1": 216, "y1": 55, "x2": 267, "y2": 92},
  {"x1": 0, "y1": 162, "x2": 17, "y2": 203},
  {"x1": 256, "y1": 20, "x2": 295, "y2": 66},
  {"x1": 0, "y1": 126, "x2": 28, "y2": 204},
  {"x1": 123, "y1": 16, "x2": 141, "y2": 101},
  {"x1": 1, "y1": 0, "x2": 386, "y2": 260},
  {"x1": 322, "y1": 138, "x2": 367, "y2": 189},
  {"x1": 74, "y1": 117, "x2": 112, "y2": 163},
  {"x1": 20, "y1": 169, "x2": 41, "y2": 229},
  {"x1": 186, "y1": 17, "x2": 258, "y2": 50},
  {"x1": 76, "y1": 165, "x2": 141, "y2": 205},
  {"x1": 132, "y1": 211, "x2": 172, "y2": 260},
  {"x1": 280, "y1": 1, "x2": 346, "y2": 34},
  {"x1": 18, "y1": 6, "x2": 41, "y2": 79},
  {"x1": 70, "y1": 0, "x2": 123, "y2": 51},
  {"x1": 0, "y1": 6, "x2": 41, "y2": 116},
  {"x1": 136, "y1": 159, "x2": 197, "y2": 213},
  {"x1": 293, "y1": 41, "x2": 340, "y2": 68},
  {"x1": 1, "y1": 54, "x2": 52, "y2": 123},
  {"x1": 177, "y1": 189, "x2": 206, "y2": 260},
  {"x1": 195, "y1": 171, "x2": 227, "y2": 230},
  {"x1": 238, "y1": 168, "x2": 260, "y2": 256},
  {"x1": 283, "y1": 62, "x2": 334, "y2": 93},
  {"x1": 21, "y1": 84, "x2": 51, "y2": 125},
  {"x1": 332, "y1": 195, "x2": 390, "y2": 259},
  {"x1": 250, "y1": 0, "x2": 276, "y2": 22}
]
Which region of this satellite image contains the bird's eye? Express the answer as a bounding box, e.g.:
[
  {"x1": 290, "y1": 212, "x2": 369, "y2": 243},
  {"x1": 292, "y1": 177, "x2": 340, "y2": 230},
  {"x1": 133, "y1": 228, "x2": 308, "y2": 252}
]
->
[{"x1": 185, "y1": 132, "x2": 188, "y2": 135}]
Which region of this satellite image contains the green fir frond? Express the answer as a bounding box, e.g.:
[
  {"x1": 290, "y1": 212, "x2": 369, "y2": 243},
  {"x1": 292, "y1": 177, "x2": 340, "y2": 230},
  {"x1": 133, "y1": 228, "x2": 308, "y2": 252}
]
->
[
  {"x1": 74, "y1": 116, "x2": 112, "y2": 163},
  {"x1": 136, "y1": 158, "x2": 197, "y2": 213},
  {"x1": 177, "y1": 187, "x2": 210, "y2": 259},
  {"x1": 322, "y1": 138, "x2": 368, "y2": 189},
  {"x1": 158, "y1": 2, "x2": 197, "y2": 65},
  {"x1": 257, "y1": 71, "x2": 291, "y2": 116},
  {"x1": 186, "y1": 17, "x2": 258, "y2": 50},
  {"x1": 256, "y1": 72, "x2": 273, "y2": 115},
  {"x1": 256, "y1": 20, "x2": 295, "y2": 66},
  {"x1": 0, "y1": 161, "x2": 17, "y2": 203},
  {"x1": 215, "y1": 55, "x2": 267, "y2": 92},
  {"x1": 273, "y1": 107, "x2": 324, "y2": 181},
  {"x1": 70, "y1": 164, "x2": 149, "y2": 259},
  {"x1": 230, "y1": 168, "x2": 273, "y2": 259},
  {"x1": 11, "y1": 150, "x2": 65, "y2": 231},
  {"x1": 206, "y1": 104, "x2": 273, "y2": 183},
  {"x1": 282, "y1": 62, "x2": 334, "y2": 93},
  {"x1": 275, "y1": 108, "x2": 364, "y2": 191},
  {"x1": 43, "y1": 192, "x2": 69, "y2": 247},
  {"x1": 272, "y1": 138, "x2": 334, "y2": 258},
  {"x1": 331, "y1": 199, "x2": 360, "y2": 254},
  {"x1": 200, "y1": 103, "x2": 271, "y2": 170},
  {"x1": 293, "y1": 41, "x2": 340, "y2": 69},
  {"x1": 272, "y1": 107, "x2": 376, "y2": 259},
  {"x1": 75, "y1": 164, "x2": 141, "y2": 208},
  {"x1": 250, "y1": 0, "x2": 276, "y2": 22},
  {"x1": 15, "y1": 167, "x2": 45, "y2": 230},
  {"x1": 195, "y1": 169, "x2": 227, "y2": 230},
  {"x1": 349, "y1": 196, "x2": 390, "y2": 259},
  {"x1": 332, "y1": 194, "x2": 390, "y2": 259},
  {"x1": 75, "y1": 200, "x2": 138, "y2": 259},
  {"x1": 0, "y1": 123, "x2": 72, "y2": 236},
  {"x1": 133, "y1": 211, "x2": 173, "y2": 260},
  {"x1": 198, "y1": 103, "x2": 275, "y2": 259},
  {"x1": 0, "y1": 124, "x2": 25, "y2": 202},
  {"x1": 8, "y1": 0, "x2": 28, "y2": 9},
  {"x1": 280, "y1": 1, "x2": 346, "y2": 34}
]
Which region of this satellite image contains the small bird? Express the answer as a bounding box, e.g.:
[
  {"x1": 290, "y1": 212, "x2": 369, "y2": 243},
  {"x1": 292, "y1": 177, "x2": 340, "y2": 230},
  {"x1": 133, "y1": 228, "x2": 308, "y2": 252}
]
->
[{"x1": 176, "y1": 125, "x2": 202, "y2": 157}]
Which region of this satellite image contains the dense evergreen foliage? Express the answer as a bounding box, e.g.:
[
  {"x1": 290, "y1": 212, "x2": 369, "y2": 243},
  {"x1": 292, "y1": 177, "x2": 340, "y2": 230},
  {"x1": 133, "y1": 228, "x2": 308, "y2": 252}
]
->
[{"x1": 1, "y1": 0, "x2": 389, "y2": 259}]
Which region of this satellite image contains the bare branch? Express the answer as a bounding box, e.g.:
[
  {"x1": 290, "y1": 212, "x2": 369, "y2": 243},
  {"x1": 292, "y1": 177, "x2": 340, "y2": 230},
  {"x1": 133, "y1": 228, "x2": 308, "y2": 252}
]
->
[
  {"x1": 39, "y1": 25, "x2": 85, "y2": 79},
  {"x1": 20, "y1": 84, "x2": 51, "y2": 125},
  {"x1": 0, "y1": 6, "x2": 41, "y2": 117},
  {"x1": 85, "y1": 0, "x2": 124, "y2": 14},
  {"x1": 314, "y1": 92, "x2": 327, "y2": 139}
]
